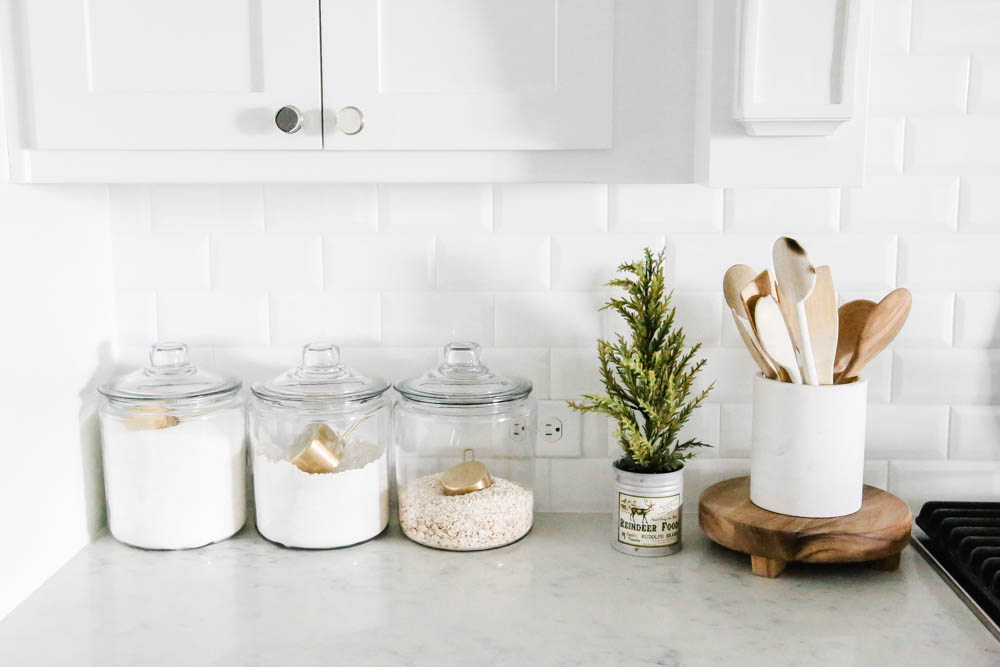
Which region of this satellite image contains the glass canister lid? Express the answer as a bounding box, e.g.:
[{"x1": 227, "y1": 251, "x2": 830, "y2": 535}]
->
[
  {"x1": 251, "y1": 342, "x2": 390, "y2": 406},
  {"x1": 98, "y1": 342, "x2": 241, "y2": 402},
  {"x1": 395, "y1": 341, "x2": 532, "y2": 405}
]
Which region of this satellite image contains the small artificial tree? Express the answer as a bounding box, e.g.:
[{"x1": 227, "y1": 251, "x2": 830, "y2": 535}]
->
[{"x1": 569, "y1": 247, "x2": 714, "y2": 474}]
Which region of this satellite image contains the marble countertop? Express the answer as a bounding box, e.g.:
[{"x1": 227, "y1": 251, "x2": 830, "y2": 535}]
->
[{"x1": 1, "y1": 514, "x2": 998, "y2": 666}]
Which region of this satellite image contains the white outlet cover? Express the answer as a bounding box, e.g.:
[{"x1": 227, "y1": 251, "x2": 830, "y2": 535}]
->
[{"x1": 535, "y1": 400, "x2": 581, "y2": 457}]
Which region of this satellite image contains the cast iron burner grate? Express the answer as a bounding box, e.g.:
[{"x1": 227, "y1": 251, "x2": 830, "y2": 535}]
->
[{"x1": 913, "y1": 501, "x2": 1000, "y2": 640}]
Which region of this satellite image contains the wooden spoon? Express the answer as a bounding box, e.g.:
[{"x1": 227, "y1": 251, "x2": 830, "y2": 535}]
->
[
  {"x1": 838, "y1": 288, "x2": 912, "y2": 384},
  {"x1": 772, "y1": 237, "x2": 819, "y2": 385},
  {"x1": 753, "y1": 295, "x2": 802, "y2": 384},
  {"x1": 834, "y1": 299, "x2": 876, "y2": 376},
  {"x1": 723, "y1": 264, "x2": 777, "y2": 379}
]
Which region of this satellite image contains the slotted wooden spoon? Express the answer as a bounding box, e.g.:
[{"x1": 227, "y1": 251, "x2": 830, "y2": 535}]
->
[
  {"x1": 838, "y1": 289, "x2": 912, "y2": 384},
  {"x1": 723, "y1": 264, "x2": 777, "y2": 379}
]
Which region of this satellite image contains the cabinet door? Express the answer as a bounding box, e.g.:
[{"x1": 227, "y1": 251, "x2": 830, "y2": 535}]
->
[
  {"x1": 20, "y1": 0, "x2": 321, "y2": 150},
  {"x1": 321, "y1": 0, "x2": 614, "y2": 150}
]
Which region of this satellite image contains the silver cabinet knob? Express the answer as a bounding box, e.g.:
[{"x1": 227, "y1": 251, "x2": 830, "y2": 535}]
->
[
  {"x1": 336, "y1": 106, "x2": 364, "y2": 135},
  {"x1": 275, "y1": 105, "x2": 304, "y2": 134}
]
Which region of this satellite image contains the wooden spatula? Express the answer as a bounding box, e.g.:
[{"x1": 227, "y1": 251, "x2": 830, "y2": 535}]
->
[
  {"x1": 723, "y1": 264, "x2": 777, "y2": 379},
  {"x1": 838, "y1": 288, "x2": 912, "y2": 384},
  {"x1": 753, "y1": 295, "x2": 802, "y2": 384},
  {"x1": 805, "y1": 266, "x2": 838, "y2": 384},
  {"x1": 773, "y1": 237, "x2": 819, "y2": 385},
  {"x1": 834, "y1": 299, "x2": 876, "y2": 376}
]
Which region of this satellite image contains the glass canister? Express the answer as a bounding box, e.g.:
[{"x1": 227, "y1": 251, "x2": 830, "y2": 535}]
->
[
  {"x1": 97, "y1": 342, "x2": 246, "y2": 550},
  {"x1": 249, "y1": 343, "x2": 391, "y2": 548},
  {"x1": 394, "y1": 341, "x2": 536, "y2": 551}
]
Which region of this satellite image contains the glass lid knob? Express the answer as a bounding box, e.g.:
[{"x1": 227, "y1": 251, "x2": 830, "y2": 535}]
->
[
  {"x1": 441, "y1": 341, "x2": 485, "y2": 375},
  {"x1": 148, "y1": 342, "x2": 195, "y2": 375},
  {"x1": 299, "y1": 342, "x2": 345, "y2": 376}
]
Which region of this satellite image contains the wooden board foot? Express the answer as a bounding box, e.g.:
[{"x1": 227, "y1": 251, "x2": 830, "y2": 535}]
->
[
  {"x1": 869, "y1": 553, "x2": 901, "y2": 571},
  {"x1": 751, "y1": 555, "x2": 787, "y2": 578}
]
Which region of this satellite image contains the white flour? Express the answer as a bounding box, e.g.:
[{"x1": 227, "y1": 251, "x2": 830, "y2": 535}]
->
[
  {"x1": 101, "y1": 408, "x2": 246, "y2": 550},
  {"x1": 398, "y1": 474, "x2": 533, "y2": 550},
  {"x1": 253, "y1": 440, "x2": 388, "y2": 548}
]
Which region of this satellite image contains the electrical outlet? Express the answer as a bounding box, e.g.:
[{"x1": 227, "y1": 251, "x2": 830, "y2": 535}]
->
[{"x1": 535, "y1": 400, "x2": 581, "y2": 457}]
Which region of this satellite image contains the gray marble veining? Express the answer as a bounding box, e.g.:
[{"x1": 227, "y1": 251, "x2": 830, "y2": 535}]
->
[{"x1": 1, "y1": 514, "x2": 997, "y2": 666}]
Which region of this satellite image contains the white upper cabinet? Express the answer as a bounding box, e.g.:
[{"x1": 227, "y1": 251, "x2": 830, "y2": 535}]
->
[
  {"x1": 15, "y1": 0, "x2": 321, "y2": 150},
  {"x1": 321, "y1": 0, "x2": 613, "y2": 150}
]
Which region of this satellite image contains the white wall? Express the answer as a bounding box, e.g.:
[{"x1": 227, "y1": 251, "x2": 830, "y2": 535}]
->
[
  {"x1": 6, "y1": 0, "x2": 1000, "y2": 617},
  {"x1": 0, "y1": 134, "x2": 114, "y2": 619}
]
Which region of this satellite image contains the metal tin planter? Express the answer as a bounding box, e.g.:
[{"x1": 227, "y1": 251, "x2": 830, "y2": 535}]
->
[{"x1": 613, "y1": 463, "x2": 684, "y2": 557}]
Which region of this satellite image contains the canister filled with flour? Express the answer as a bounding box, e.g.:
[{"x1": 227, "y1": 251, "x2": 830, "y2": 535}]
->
[
  {"x1": 98, "y1": 342, "x2": 246, "y2": 550},
  {"x1": 394, "y1": 342, "x2": 536, "y2": 551},
  {"x1": 249, "y1": 343, "x2": 391, "y2": 549}
]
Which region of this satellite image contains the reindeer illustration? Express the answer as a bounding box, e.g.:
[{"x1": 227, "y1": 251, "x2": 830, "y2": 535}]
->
[{"x1": 629, "y1": 500, "x2": 655, "y2": 525}]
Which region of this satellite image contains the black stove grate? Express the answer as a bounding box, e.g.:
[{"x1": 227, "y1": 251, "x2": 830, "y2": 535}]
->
[{"x1": 915, "y1": 501, "x2": 1000, "y2": 632}]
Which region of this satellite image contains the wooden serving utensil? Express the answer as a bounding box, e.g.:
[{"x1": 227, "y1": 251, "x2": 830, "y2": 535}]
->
[
  {"x1": 723, "y1": 264, "x2": 777, "y2": 379},
  {"x1": 772, "y1": 237, "x2": 819, "y2": 385},
  {"x1": 837, "y1": 288, "x2": 912, "y2": 384},
  {"x1": 805, "y1": 266, "x2": 838, "y2": 384},
  {"x1": 834, "y1": 299, "x2": 876, "y2": 376},
  {"x1": 753, "y1": 295, "x2": 803, "y2": 384}
]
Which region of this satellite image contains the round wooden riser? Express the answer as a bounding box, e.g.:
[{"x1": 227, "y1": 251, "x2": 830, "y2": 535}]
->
[{"x1": 698, "y1": 476, "x2": 912, "y2": 578}]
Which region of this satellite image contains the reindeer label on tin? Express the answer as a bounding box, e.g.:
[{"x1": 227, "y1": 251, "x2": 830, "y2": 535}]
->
[{"x1": 618, "y1": 492, "x2": 681, "y2": 548}]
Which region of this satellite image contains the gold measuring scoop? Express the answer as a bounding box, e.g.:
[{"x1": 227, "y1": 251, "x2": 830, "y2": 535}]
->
[
  {"x1": 288, "y1": 417, "x2": 369, "y2": 475},
  {"x1": 440, "y1": 448, "x2": 493, "y2": 496}
]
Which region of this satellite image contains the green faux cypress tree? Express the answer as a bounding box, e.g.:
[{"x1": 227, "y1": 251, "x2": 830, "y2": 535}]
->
[{"x1": 569, "y1": 247, "x2": 714, "y2": 474}]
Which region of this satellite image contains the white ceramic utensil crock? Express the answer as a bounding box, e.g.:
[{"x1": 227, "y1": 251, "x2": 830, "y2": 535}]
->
[{"x1": 750, "y1": 374, "x2": 867, "y2": 518}]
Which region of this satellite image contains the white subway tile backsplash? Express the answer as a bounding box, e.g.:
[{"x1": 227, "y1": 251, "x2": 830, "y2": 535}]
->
[
  {"x1": 682, "y1": 458, "x2": 752, "y2": 508},
  {"x1": 264, "y1": 185, "x2": 377, "y2": 232},
  {"x1": 889, "y1": 460, "x2": 1000, "y2": 511},
  {"x1": 112, "y1": 290, "x2": 156, "y2": 347},
  {"x1": 909, "y1": 117, "x2": 1000, "y2": 167},
  {"x1": 212, "y1": 233, "x2": 323, "y2": 290},
  {"x1": 899, "y1": 235, "x2": 1000, "y2": 289},
  {"x1": 481, "y1": 347, "x2": 551, "y2": 399},
  {"x1": 549, "y1": 458, "x2": 615, "y2": 513},
  {"x1": 866, "y1": 405, "x2": 950, "y2": 459},
  {"x1": 863, "y1": 118, "x2": 905, "y2": 174},
  {"x1": 911, "y1": 0, "x2": 1000, "y2": 53},
  {"x1": 378, "y1": 185, "x2": 490, "y2": 231},
  {"x1": 969, "y1": 57, "x2": 1000, "y2": 113},
  {"x1": 580, "y1": 413, "x2": 609, "y2": 458},
  {"x1": 949, "y1": 406, "x2": 1000, "y2": 459},
  {"x1": 494, "y1": 184, "x2": 607, "y2": 233},
  {"x1": 551, "y1": 234, "x2": 665, "y2": 290},
  {"x1": 157, "y1": 291, "x2": 268, "y2": 346},
  {"x1": 269, "y1": 291, "x2": 380, "y2": 346},
  {"x1": 108, "y1": 187, "x2": 151, "y2": 232},
  {"x1": 436, "y1": 235, "x2": 549, "y2": 291},
  {"x1": 324, "y1": 235, "x2": 434, "y2": 290},
  {"x1": 495, "y1": 292, "x2": 603, "y2": 347},
  {"x1": 550, "y1": 347, "x2": 600, "y2": 400},
  {"x1": 112, "y1": 232, "x2": 209, "y2": 289},
  {"x1": 893, "y1": 349, "x2": 1000, "y2": 404},
  {"x1": 725, "y1": 188, "x2": 839, "y2": 233},
  {"x1": 842, "y1": 176, "x2": 959, "y2": 233},
  {"x1": 610, "y1": 185, "x2": 722, "y2": 232},
  {"x1": 954, "y1": 292, "x2": 1000, "y2": 348},
  {"x1": 959, "y1": 175, "x2": 1000, "y2": 231},
  {"x1": 382, "y1": 292, "x2": 493, "y2": 346},
  {"x1": 718, "y1": 404, "x2": 752, "y2": 458},
  {"x1": 869, "y1": 55, "x2": 970, "y2": 114},
  {"x1": 336, "y1": 346, "x2": 438, "y2": 386},
  {"x1": 151, "y1": 186, "x2": 264, "y2": 232},
  {"x1": 871, "y1": 0, "x2": 912, "y2": 54},
  {"x1": 699, "y1": 347, "x2": 758, "y2": 403},
  {"x1": 667, "y1": 235, "x2": 773, "y2": 290},
  {"x1": 795, "y1": 235, "x2": 899, "y2": 291}
]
